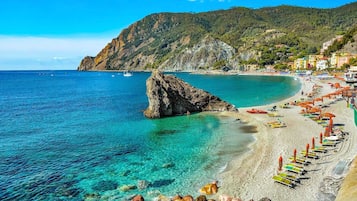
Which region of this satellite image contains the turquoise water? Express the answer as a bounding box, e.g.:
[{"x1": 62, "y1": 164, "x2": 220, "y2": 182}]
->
[{"x1": 0, "y1": 71, "x2": 300, "y2": 200}]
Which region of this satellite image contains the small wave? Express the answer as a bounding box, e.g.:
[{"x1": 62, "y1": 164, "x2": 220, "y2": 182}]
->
[{"x1": 218, "y1": 162, "x2": 228, "y2": 173}]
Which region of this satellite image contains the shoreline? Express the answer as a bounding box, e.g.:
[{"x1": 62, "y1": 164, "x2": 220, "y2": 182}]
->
[{"x1": 207, "y1": 74, "x2": 357, "y2": 201}]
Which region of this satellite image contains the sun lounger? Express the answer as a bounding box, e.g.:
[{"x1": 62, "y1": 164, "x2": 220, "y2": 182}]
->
[
  {"x1": 279, "y1": 104, "x2": 290, "y2": 109},
  {"x1": 284, "y1": 164, "x2": 306, "y2": 175},
  {"x1": 316, "y1": 120, "x2": 327, "y2": 124},
  {"x1": 267, "y1": 120, "x2": 280, "y2": 125},
  {"x1": 286, "y1": 163, "x2": 304, "y2": 169},
  {"x1": 272, "y1": 175, "x2": 295, "y2": 188},
  {"x1": 325, "y1": 136, "x2": 341, "y2": 141},
  {"x1": 289, "y1": 157, "x2": 310, "y2": 166},
  {"x1": 267, "y1": 112, "x2": 281, "y2": 117},
  {"x1": 322, "y1": 140, "x2": 338, "y2": 147},
  {"x1": 300, "y1": 151, "x2": 319, "y2": 159},
  {"x1": 312, "y1": 146, "x2": 327, "y2": 153},
  {"x1": 270, "y1": 123, "x2": 287, "y2": 128},
  {"x1": 278, "y1": 172, "x2": 300, "y2": 183}
]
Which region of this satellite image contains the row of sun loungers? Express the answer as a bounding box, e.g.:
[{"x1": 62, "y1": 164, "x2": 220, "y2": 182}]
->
[
  {"x1": 272, "y1": 82, "x2": 349, "y2": 189},
  {"x1": 272, "y1": 164, "x2": 305, "y2": 188}
]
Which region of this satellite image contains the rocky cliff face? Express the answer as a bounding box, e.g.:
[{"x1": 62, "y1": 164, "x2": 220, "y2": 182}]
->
[
  {"x1": 143, "y1": 71, "x2": 237, "y2": 118},
  {"x1": 160, "y1": 36, "x2": 238, "y2": 71}
]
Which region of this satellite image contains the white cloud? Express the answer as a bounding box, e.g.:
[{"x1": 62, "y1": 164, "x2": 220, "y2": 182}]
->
[{"x1": 0, "y1": 35, "x2": 111, "y2": 70}]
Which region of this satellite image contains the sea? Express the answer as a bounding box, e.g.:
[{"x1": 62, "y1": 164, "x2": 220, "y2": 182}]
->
[{"x1": 0, "y1": 70, "x2": 300, "y2": 200}]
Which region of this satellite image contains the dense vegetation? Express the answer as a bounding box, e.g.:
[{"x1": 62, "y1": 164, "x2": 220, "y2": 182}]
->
[
  {"x1": 136, "y1": 3, "x2": 357, "y2": 67},
  {"x1": 82, "y1": 2, "x2": 357, "y2": 71}
]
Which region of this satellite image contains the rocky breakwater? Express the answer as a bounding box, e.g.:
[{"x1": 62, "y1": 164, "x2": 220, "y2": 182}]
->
[{"x1": 143, "y1": 70, "x2": 238, "y2": 118}]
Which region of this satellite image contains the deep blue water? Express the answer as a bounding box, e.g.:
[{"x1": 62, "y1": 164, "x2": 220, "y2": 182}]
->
[{"x1": 0, "y1": 71, "x2": 300, "y2": 200}]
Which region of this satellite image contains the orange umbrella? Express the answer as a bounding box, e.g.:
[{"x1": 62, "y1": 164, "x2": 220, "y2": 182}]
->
[
  {"x1": 308, "y1": 107, "x2": 321, "y2": 113},
  {"x1": 293, "y1": 149, "x2": 297, "y2": 163},
  {"x1": 334, "y1": 83, "x2": 341, "y2": 88},
  {"x1": 278, "y1": 155, "x2": 283, "y2": 171},
  {"x1": 322, "y1": 94, "x2": 331, "y2": 99},
  {"x1": 329, "y1": 118, "x2": 333, "y2": 133},
  {"x1": 314, "y1": 97, "x2": 324, "y2": 102},
  {"x1": 302, "y1": 101, "x2": 314, "y2": 105},
  {"x1": 312, "y1": 137, "x2": 315, "y2": 149},
  {"x1": 320, "y1": 132, "x2": 323, "y2": 144},
  {"x1": 321, "y1": 112, "x2": 336, "y2": 119},
  {"x1": 305, "y1": 143, "x2": 310, "y2": 157},
  {"x1": 300, "y1": 104, "x2": 313, "y2": 109}
]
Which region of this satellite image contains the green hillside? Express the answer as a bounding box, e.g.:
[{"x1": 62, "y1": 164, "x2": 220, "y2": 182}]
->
[{"x1": 78, "y1": 2, "x2": 357, "y2": 71}]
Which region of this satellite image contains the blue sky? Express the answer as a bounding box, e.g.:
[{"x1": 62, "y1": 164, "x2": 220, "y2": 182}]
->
[{"x1": 0, "y1": 0, "x2": 355, "y2": 70}]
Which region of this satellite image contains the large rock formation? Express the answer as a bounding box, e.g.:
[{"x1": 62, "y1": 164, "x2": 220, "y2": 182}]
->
[{"x1": 143, "y1": 71, "x2": 237, "y2": 118}]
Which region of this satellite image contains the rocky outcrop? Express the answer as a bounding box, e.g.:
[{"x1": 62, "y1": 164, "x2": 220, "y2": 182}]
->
[
  {"x1": 143, "y1": 71, "x2": 237, "y2": 118},
  {"x1": 160, "y1": 36, "x2": 238, "y2": 71},
  {"x1": 78, "y1": 56, "x2": 96, "y2": 71}
]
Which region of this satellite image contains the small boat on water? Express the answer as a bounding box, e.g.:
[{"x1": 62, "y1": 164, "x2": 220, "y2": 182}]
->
[
  {"x1": 123, "y1": 71, "x2": 133, "y2": 77},
  {"x1": 246, "y1": 108, "x2": 268, "y2": 114}
]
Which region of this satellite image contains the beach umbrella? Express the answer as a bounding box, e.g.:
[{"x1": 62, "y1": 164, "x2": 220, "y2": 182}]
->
[
  {"x1": 312, "y1": 137, "x2": 315, "y2": 149},
  {"x1": 293, "y1": 149, "x2": 297, "y2": 163},
  {"x1": 329, "y1": 118, "x2": 333, "y2": 133},
  {"x1": 314, "y1": 97, "x2": 324, "y2": 103},
  {"x1": 309, "y1": 107, "x2": 321, "y2": 114},
  {"x1": 305, "y1": 143, "x2": 310, "y2": 157},
  {"x1": 278, "y1": 155, "x2": 283, "y2": 171},
  {"x1": 320, "y1": 132, "x2": 323, "y2": 144},
  {"x1": 322, "y1": 94, "x2": 331, "y2": 99},
  {"x1": 300, "y1": 104, "x2": 313, "y2": 109},
  {"x1": 303, "y1": 101, "x2": 314, "y2": 105},
  {"x1": 321, "y1": 112, "x2": 336, "y2": 119},
  {"x1": 334, "y1": 83, "x2": 341, "y2": 88}
]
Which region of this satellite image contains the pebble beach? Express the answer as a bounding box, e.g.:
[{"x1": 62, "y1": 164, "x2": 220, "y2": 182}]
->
[{"x1": 211, "y1": 73, "x2": 357, "y2": 201}]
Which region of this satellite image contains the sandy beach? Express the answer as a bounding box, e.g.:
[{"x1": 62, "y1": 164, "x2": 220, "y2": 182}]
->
[{"x1": 211, "y1": 74, "x2": 357, "y2": 201}]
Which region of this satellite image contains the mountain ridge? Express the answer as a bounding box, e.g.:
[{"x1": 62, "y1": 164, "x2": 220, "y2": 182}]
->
[{"x1": 78, "y1": 2, "x2": 357, "y2": 71}]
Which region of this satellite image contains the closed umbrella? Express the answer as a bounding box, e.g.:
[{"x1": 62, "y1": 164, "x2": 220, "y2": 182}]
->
[
  {"x1": 312, "y1": 137, "x2": 315, "y2": 149},
  {"x1": 293, "y1": 149, "x2": 297, "y2": 163},
  {"x1": 324, "y1": 126, "x2": 330, "y2": 137},
  {"x1": 278, "y1": 155, "x2": 283, "y2": 171}
]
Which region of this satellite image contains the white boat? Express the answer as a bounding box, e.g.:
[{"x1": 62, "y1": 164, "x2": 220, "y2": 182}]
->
[
  {"x1": 345, "y1": 73, "x2": 357, "y2": 83},
  {"x1": 344, "y1": 67, "x2": 357, "y2": 83},
  {"x1": 123, "y1": 71, "x2": 133, "y2": 77}
]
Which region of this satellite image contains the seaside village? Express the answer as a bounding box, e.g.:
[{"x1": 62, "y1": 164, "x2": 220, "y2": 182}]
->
[
  {"x1": 293, "y1": 35, "x2": 357, "y2": 72},
  {"x1": 241, "y1": 35, "x2": 357, "y2": 75},
  {"x1": 128, "y1": 36, "x2": 357, "y2": 201}
]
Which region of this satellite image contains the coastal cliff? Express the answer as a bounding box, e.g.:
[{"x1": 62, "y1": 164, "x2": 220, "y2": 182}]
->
[
  {"x1": 143, "y1": 71, "x2": 237, "y2": 118},
  {"x1": 77, "y1": 3, "x2": 357, "y2": 72}
]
